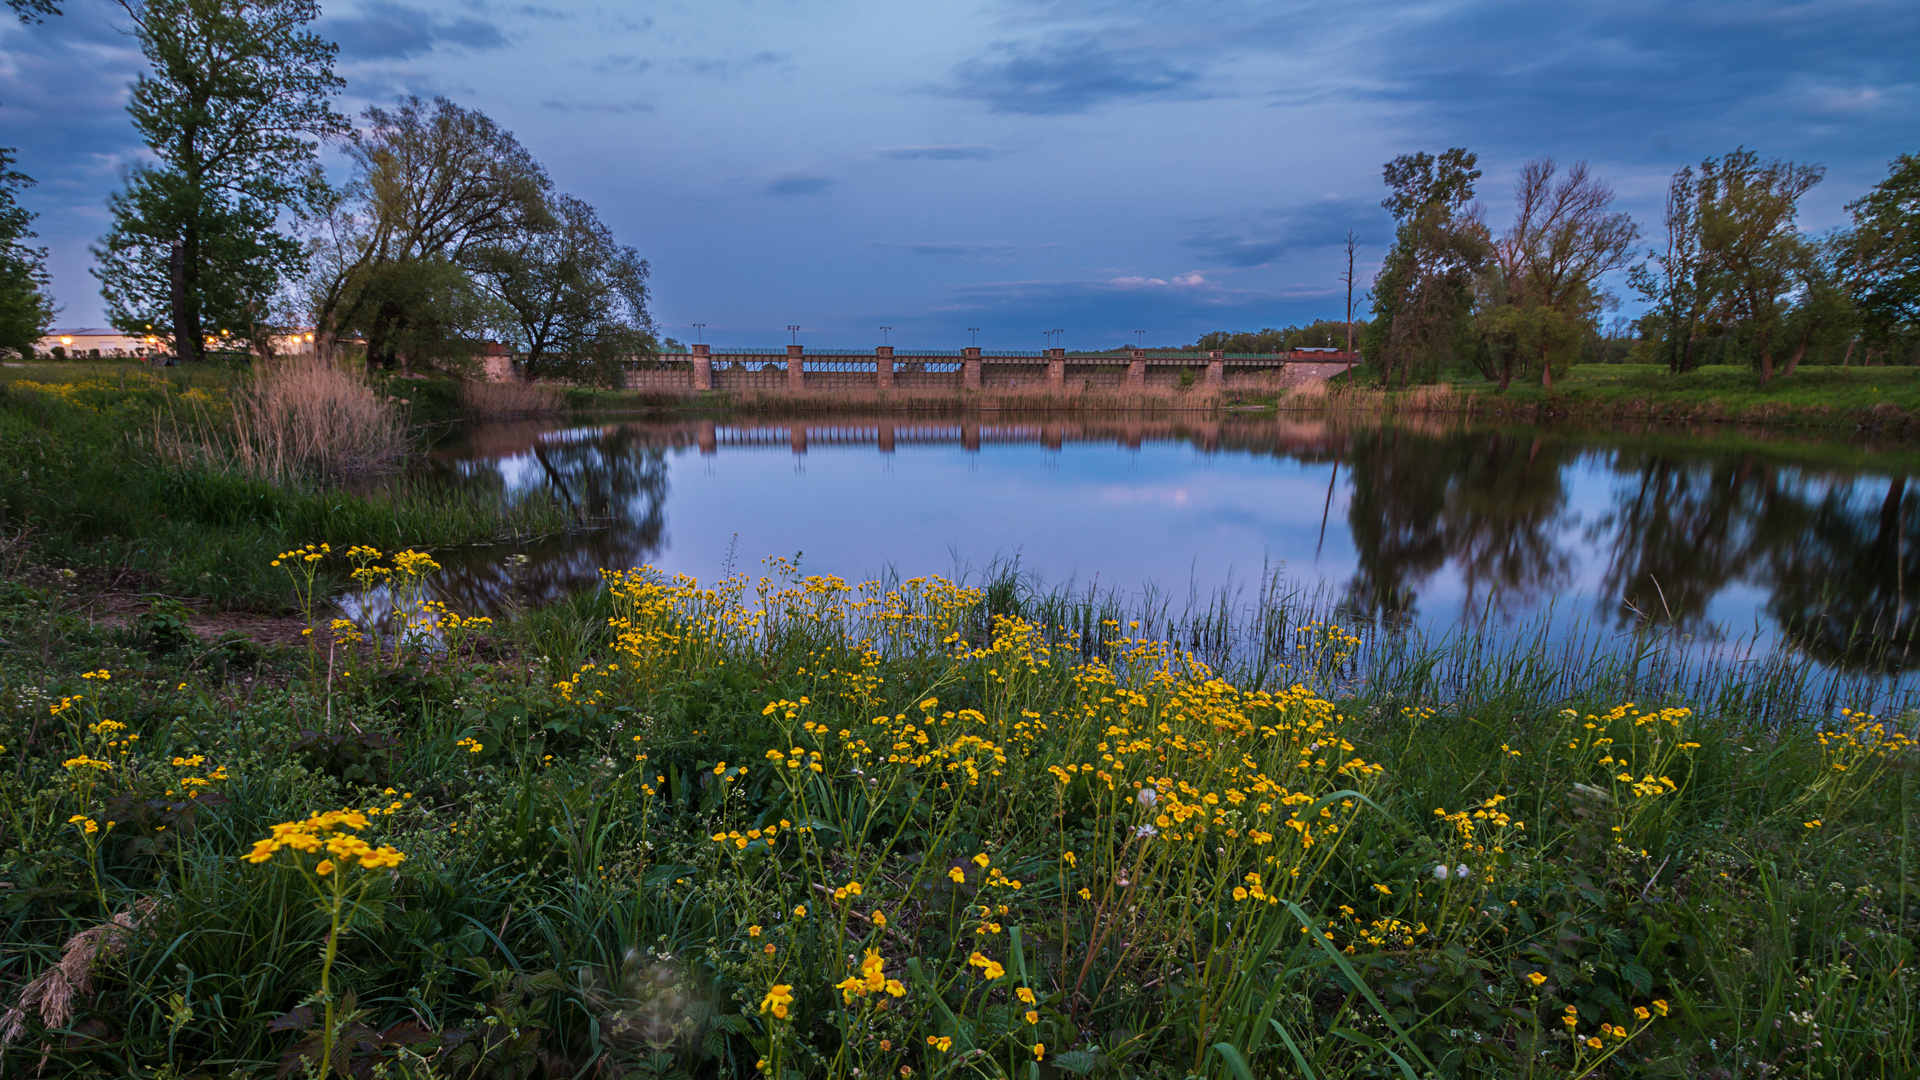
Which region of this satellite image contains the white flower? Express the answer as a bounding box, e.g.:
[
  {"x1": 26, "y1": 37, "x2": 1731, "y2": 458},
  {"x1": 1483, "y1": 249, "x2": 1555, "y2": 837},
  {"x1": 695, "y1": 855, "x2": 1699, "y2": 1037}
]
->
[
  {"x1": 1134, "y1": 824, "x2": 1158, "y2": 838},
  {"x1": 1454, "y1": 864, "x2": 1471, "y2": 880},
  {"x1": 1432, "y1": 864, "x2": 1451, "y2": 881},
  {"x1": 1137, "y1": 789, "x2": 1158, "y2": 808}
]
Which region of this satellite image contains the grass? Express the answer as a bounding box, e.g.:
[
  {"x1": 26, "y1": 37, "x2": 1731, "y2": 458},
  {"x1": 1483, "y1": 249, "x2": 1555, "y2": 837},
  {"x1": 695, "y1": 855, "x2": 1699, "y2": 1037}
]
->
[
  {"x1": 0, "y1": 361, "x2": 575, "y2": 608},
  {"x1": 1302, "y1": 364, "x2": 1920, "y2": 432},
  {"x1": 0, "y1": 543, "x2": 1911, "y2": 1079},
  {"x1": 0, "y1": 358, "x2": 1915, "y2": 1079}
]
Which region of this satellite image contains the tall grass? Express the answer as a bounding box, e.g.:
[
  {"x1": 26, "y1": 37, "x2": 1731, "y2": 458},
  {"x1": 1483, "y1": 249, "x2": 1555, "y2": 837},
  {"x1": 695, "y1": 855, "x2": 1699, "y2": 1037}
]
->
[
  {"x1": 163, "y1": 359, "x2": 412, "y2": 481},
  {"x1": 457, "y1": 378, "x2": 567, "y2": 419}
]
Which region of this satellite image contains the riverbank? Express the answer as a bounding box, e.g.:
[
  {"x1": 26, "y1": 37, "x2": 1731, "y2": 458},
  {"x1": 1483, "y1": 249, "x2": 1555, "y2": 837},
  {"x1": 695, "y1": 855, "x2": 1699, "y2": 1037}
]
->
[
  {"x1": 0, "y1": 546, "x2": 1912, "y2": 1078},
  {"x1": 1297, "y1": 364, "x2": 1920, "y2": 433}
]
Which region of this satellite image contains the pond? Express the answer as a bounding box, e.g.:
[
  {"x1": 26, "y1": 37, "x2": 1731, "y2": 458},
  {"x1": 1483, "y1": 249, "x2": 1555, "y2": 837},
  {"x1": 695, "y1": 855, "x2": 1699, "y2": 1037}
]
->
[{"x1": 408, "y1": 411, "x2": 1920, "y2": 679}]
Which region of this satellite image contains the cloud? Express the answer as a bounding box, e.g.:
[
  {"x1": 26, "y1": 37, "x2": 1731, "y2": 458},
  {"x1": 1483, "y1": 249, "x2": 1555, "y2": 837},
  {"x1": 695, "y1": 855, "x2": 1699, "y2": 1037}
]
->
[
  {"x1": 947, "y1": 34, "x2": 1202, "y2": 114},
  {"x1": 765, "y1": 173, "x2": 834, "y2": 197},
  {"x1": 868, "y1": 240, "x2": 1059, "y2": 261},
  {"x1": 321, "y1": 2, "x2": 507, "y2": 59},
  {"x1": 1183, "y1": 198, "x2": 1387, "y2": 267},
  {"x1": 675, "y1": 51, "x2": 788, "y2": 78},
  {"x1": 541, "y1": 98, "x2": 654, "y2": 115},
  {"x1": 878, "y1": 145, "x2": 1003, "y2": 161}
]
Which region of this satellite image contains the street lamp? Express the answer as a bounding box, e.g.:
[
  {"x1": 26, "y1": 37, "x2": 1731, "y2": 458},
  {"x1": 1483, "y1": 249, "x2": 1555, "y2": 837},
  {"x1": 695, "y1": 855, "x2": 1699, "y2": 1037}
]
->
[
  {"x1": 787, "y1": 324, "x2": 800, "y2": 344},
  {"x1": 1134, "y1": 330, "x2": 1146, "y2": 349},
  {"x1": 692, "y1": 322, "x2": 706, "y2": 344},
  {"x1": 967, "y1": 328, "x2": 979, "y2": 346},
  {"x1": 880, "y1": 326, "x2": 892, "y2": 346}
]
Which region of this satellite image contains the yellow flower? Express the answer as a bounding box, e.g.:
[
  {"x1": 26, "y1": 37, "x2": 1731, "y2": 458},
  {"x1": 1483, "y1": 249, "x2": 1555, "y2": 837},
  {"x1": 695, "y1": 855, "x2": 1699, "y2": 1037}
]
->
[
  {"x1": 871, "y1": 911, "x2": 887, "y2": 928},
  {"x1": 793, "y1": 905, "x2": 807, "y2": 918},
  {"x1": 1652, "y1": 1000, "x2": 1669, "y2": 1016},
  {"x1": 927, "y1": 1036, "x2": 952, "y2": 1052},
  {"x1": 1633, "y1": 1006, "x2": 1650, "y2": 1020},
  {"x1": 1078, "y1": 887, "x2": 1092, "y2": 900},
  {"x1": 972, "y1": 853, "x2": 990, "y2": 868},
  {"x1": 1232, "y1": 887, "x2": 1248, "y2": 901},
  {"x1": 759, "y1": 984, "x2": 794, "y2": 1020},
  {"x1": 948, "y1": 867, "x2": 966, "y2": 884},
  {"x1": 748, "y1": 925, "x2": 762, "y2": 937},
  {"x1": 1527, "y1": 972, "x2": 1547, "y2": 986},
  {"x1": 1032, "y1": 1043, "x2": 1045, "y2": 1061},
  {"x1": 1025, "y1": 1011, "x2": 1039, "y2": 1025},
  {"x1": 316, "y1": 859, "x2": 335, "y2": 876},
  {"x1": 1015, "y1": 987, "x2": 1036, "y2": 1004},
  {"x1": 1372, "y1": 884, "x2": 1391, "y2": 895}
]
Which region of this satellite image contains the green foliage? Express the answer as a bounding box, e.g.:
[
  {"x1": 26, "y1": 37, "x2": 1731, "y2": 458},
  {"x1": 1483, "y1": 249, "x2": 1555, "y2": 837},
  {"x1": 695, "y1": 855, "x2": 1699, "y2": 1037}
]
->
[
  {"x1": 0, "y1": 148, "x2": 55, "y2": 357},
  {"x1": 93, "y1": 0, "x2": 346, "y2": 361},
  {"x1": 1368, "y1": 148, "x2": 1489, "y2": 388},
  {"x1": 1850, "y1": 153, "x2": 1920, "y2": 349}
]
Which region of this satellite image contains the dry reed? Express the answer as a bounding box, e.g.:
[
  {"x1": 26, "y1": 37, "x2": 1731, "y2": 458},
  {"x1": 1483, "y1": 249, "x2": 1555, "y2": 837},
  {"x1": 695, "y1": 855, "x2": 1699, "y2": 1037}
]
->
[
  {"x1": 457, "y1": 378, "x2": 566, "y2": 418},
  {"x1": 160, "y1": 360, "x2": 410, "y2": 481}
]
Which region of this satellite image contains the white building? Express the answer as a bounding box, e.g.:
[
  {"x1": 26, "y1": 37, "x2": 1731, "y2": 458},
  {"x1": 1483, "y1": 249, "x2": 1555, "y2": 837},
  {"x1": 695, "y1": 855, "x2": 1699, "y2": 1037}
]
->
[{"x1": 35, "y1": 328, "x2": 159, "y2": 358}]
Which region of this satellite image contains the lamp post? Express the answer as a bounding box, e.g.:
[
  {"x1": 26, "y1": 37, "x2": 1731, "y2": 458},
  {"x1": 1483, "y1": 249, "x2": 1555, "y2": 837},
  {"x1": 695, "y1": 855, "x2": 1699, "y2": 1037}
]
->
[
  {"x1": 692, "y1": 322, "x2": 706, "y2": 344},
  {"x1": 967, "y1": 327, "x2": 979, "y2": 347},
  {"x1": 880, "y1": 326, "x2": 891, "y2": 346},
  {"x1": 788, "y1": 324, "x2": 800, "y2": 345},
  {"x1": 1134, "y1": 330, "x2": 1146, "y2": 349}
]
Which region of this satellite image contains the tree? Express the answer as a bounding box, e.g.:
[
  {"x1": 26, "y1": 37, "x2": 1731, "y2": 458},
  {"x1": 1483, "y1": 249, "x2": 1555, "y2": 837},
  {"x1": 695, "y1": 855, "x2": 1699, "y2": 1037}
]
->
[
  {"x1": 1366, "y1": 148, "x2": 1488, "y2": 388},
  {"x1": 0, "y1": 148, "x2": 56, "y2": 356},
  {"x1": 1848, "y1": 154, "x2": 1920, "y2": 351},
  {"x1": 1477, "y1": 159, "x2": 1638, "y2": 391},
  {"x1": 475, "y1": 194, "x2": 655, "y2": 386},
  {"x1": 311, "y1": 96, "x2": 551, "y2": 369},
  {"x1": 1628, "y1": 167, "x2": 1710, "y2": 373},
  {"x1": 1696, "y1": 149, "x2": 1824, "y2": 384},
  {"x1": 92, "y1": 0, "x2": 344, "y2": 361},
  {"x1": 1776, "y1": 231, "x2": 1860, "y2": 376},
  {"x1": 6, "y1": 0, "x2": 59, "y2": 22}
]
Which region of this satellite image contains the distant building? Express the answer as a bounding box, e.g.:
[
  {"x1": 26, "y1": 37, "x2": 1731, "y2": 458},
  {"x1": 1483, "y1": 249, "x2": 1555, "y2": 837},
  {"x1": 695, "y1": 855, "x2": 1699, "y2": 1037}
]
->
[{"x1": 35, "y1": 328, "x2": 160, "y2": 358}]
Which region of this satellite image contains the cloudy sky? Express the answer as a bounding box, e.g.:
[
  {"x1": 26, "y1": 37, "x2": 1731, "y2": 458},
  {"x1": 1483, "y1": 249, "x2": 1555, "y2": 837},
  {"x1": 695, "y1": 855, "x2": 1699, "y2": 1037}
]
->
[{"x1": 2, "y1": 0, "x2": 1915, "y2": 348}]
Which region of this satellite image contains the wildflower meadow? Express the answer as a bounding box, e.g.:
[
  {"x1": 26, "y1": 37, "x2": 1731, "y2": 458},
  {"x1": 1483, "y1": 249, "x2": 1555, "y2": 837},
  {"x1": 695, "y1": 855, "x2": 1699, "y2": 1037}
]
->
[{"x1": 0, "y1": 543, "x2": 1913, "y2": 1079}]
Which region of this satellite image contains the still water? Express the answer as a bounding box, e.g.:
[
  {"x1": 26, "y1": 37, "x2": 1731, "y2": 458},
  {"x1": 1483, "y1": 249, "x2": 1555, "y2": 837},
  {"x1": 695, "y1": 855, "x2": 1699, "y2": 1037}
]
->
[{"x1": 414, "y1": 413, "x2": 1920, "y2": 675}]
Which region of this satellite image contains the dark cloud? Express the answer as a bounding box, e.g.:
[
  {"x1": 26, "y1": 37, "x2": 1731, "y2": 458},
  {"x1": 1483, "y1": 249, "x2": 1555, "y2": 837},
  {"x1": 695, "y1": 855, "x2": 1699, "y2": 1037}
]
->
[
  {"x1": 765, "y1": 173, "x2": 834, "y2": 197},
  {"x1": 321, "y1": 2, "x2": 506, "y2": 60},
  {"x1": 948, "y1": 34, "x2": 1202, "y2": 114},
  {"x1": 936, "y1": 272, "x2": 1335, "y2": 344},
  {"x1": 867, "y1": 240, "x2": 1059, "y2": 261},
  {"x1": 541, "y1": 98, "x2": 654, "y2": 115},
  {"x1": 878, "y1": 145, "x2": 1002, "y2": 161},
  {"x1": 1183, "y1": 198, "x2": 1387, "y2": 268},
  {"x1": 676, "y1": 51, "x2": 787, "y2": 78}
]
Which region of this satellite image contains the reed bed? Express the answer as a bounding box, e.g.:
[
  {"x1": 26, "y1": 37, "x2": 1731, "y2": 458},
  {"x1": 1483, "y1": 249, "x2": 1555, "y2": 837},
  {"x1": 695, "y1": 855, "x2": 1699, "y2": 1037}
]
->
[{"x1": 457, "y1": 378, "x2": 568, "y2": 419}]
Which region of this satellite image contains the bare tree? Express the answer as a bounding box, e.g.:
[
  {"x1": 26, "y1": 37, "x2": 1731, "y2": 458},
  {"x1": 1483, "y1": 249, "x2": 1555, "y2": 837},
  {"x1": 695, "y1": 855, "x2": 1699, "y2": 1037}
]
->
[
  {"x1": 1479, "y1": 159, "x2": 1638, "y2": 390},
  {"x1": 1341, "y1": 230, "x2": 1359, "y2": 377}
]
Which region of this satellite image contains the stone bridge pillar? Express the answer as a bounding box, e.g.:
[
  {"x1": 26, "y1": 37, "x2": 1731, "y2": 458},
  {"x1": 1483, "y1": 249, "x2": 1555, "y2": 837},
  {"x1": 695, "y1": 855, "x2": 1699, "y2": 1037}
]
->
[
  {"x1": 692, "y1": 343, "x2": 712, "y2": 391},
  {"x1": 962, "y1": 347, "x2": 982, "y2": 390},
  {"x1": 1048, "y1": 347, "x2": 1065, "y2": 390},
  {"x1": 1127, "y1": 349, "x2": 1146, "y2": 389},
  {"x1": 1205, "y1": 349, "x2": 1224, "y2": 389},
  {"x1": 787, "y1": 344, "x2": 804, "y2": 390},
  {"x1": 876, "y1": 345, "x2": 894, "y2": 390}
]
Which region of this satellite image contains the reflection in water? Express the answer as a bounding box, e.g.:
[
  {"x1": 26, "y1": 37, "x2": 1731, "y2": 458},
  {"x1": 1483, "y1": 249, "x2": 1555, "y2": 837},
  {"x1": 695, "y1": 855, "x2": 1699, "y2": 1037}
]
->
[{"x1": 415, "y1": 413, "x2": 1920, "y2": 674}]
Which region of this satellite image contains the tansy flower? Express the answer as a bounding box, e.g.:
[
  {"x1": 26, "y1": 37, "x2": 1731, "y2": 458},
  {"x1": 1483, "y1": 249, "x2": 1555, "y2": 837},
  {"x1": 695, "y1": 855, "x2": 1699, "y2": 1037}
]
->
[
  {"x1": 926, "y1": 1036, "x2": 952, "y2": 1052},
  {"x1": 748, "y1": 925, "x2": 762, "y2": 937},
  {"x1": 1025, "y1": 1011, "x2": 1039, "y2": 1025},
  {"x1": 1015, "y1": 987, "x2": 1036, "y2": 1004},
  {"x1": 1527, "y1": 972, "x2": 1547, "y2": 986},
  {"x1": 948, "y1": 867, "x2": 966, "y2": 884},
  {"x1": 1032, "y1": 1043, "x2": 1045, "y2": 1061}
]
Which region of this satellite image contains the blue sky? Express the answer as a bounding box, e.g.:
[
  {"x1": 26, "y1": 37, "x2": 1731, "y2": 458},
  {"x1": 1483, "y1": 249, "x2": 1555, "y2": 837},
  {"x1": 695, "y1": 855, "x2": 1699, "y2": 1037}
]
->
[{"x1": 2, "y1": 0, "x2": 1915, "y2": 348}]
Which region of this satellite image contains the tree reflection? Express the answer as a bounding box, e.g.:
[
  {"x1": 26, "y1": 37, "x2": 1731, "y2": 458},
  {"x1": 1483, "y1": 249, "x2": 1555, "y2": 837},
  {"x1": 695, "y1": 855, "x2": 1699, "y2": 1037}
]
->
[
  {"x1": 1342, "y1": 428, "x2": 1571, "y2": 619},
  {"x1": 1766, "y1": 476, "x2": 1920, "y2": 672},
  {"x1": 429, "y1": 424, "x2": 669, "y2": 612}
]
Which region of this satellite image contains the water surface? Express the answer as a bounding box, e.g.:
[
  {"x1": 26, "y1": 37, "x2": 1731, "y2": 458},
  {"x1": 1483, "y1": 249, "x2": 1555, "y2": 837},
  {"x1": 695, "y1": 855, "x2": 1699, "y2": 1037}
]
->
[{"x1": 415, "y1": 413, "x2": 1920, "y2": 676}]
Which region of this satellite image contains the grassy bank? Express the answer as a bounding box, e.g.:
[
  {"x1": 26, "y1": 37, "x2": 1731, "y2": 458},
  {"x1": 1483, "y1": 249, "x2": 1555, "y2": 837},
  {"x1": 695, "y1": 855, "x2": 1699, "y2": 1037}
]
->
[
  {"x1": 0, "y1": 362, "x2": 573, "y2": 607},
  {"x1": 1299, "y1": 364, "x2": 1920, "y2": 433},
  {"x1": 0, "y1": 547, "x2": 1912, "y2": 1079}
]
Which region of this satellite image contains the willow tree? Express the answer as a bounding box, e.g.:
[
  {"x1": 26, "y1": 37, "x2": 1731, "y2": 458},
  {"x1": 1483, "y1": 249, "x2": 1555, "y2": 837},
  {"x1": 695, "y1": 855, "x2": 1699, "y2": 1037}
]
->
[
  {"x1": 92, "y1": 0, "x2": 344, "y2": 361},
  {"x1": 1365, "y1": 148, "x2": 1488, "y2": 389}
]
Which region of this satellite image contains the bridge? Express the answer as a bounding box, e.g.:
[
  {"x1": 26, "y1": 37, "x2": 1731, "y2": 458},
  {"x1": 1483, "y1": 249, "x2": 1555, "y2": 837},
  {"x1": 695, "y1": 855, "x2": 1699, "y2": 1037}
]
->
[{"x1": 621, "y1": 345, "x2": 1358, "y2": 394}]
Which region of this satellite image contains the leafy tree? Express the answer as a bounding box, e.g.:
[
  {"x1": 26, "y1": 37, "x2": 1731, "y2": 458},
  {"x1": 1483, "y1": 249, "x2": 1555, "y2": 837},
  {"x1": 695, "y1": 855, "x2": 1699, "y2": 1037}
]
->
[
  {"x1": 1365, "y1": 148, "x2": 1488, "y2": 388},
  {"x1": 92, "y1": 0, "x2": 345, "y2": 361},
  {"x1": 1848, "y1": 154, "x2": 1920, "y2": 354},
  {"x1": 1695, "y1": 149, "x2": 1824, "y2": 384},
  {"x1": 311, "y1": 96, "x2": 550, "y2": 369},
  {"x1": 474, "y1": 194, "x2": 655, "y2": 386},
  {"x1": 1776, "y1": 231, "x2": 1860, "y2": 375},
  {"x1": 6, "y1": 0, "x2": 59, "y2": 22},
  {"x1": 1477, "y1": 159, "x2": 1638, "y2": 390},
  {"x1": 0, "y1": 148, "x2": 56, "y2": 356},
  {"x1": 1628, "y1": 167, "x2": 1710, "y2": 373}
]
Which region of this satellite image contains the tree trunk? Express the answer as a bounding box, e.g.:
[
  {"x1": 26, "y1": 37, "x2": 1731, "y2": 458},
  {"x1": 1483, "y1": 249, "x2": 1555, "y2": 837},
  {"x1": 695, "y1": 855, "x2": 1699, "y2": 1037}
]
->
[
  {"x1": 168, "y1": 239, "x2": 195, "y2": 364},
  {"x1": 1758, "y1": 343, "x2": 1773, "y2": 385},
  {"x1": 1782, "y1": 336, "x2": 1809, "y2": 378},
  {"x1": 1539, "y1": 347, "x2": 1553, "y2": 392},
  {"x1": 1840, "y1": 337, "x2": 1856, "y2": 367}
]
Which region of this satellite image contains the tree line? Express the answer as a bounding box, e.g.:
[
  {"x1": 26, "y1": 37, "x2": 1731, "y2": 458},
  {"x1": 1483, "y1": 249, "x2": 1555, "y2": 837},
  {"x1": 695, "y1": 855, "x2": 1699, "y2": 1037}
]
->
[
  {"x1": 1359, "y1": 146, "x2": 1919, "y2": 389},
  {"x1": 1, "y1": 0, "x2": 656, "y2": 383}
]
